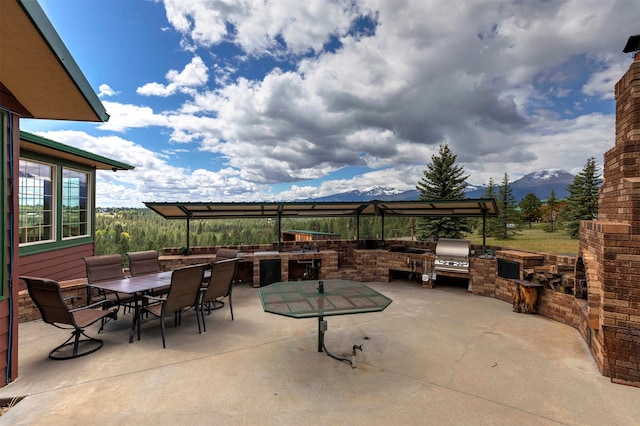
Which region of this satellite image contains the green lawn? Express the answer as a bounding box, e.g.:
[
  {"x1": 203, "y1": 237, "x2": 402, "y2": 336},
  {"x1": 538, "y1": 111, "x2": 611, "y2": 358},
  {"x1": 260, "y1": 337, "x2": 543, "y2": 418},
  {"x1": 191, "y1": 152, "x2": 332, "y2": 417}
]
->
[{"x1": 466, "y1": 223, "x2": 579, "y2": 256}]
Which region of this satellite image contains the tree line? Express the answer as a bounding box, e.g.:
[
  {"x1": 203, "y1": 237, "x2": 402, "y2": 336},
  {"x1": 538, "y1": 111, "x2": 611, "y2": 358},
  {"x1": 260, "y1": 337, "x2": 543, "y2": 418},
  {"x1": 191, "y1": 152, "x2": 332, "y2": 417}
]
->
[{"x1": 95, "y1": 209, "x2": 416, "y2": 257}]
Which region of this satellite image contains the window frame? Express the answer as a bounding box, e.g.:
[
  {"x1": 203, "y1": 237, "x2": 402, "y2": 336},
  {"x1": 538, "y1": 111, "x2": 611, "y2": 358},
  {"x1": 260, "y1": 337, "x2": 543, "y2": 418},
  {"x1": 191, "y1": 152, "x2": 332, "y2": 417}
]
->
[
  {"x1": 18, "y1": 152, "x2": 94, "y2": 256},
  {"x1": 18, "y1": 158, "x2": 56, "y2": 246},
  {"x1": 61, "y1": 165, "x2": 91, "y2": 241}
]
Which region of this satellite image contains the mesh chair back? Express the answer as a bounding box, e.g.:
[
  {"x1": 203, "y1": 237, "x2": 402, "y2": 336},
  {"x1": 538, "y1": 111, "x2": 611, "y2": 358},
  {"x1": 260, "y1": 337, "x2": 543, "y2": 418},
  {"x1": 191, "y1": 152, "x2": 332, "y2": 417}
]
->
[
  {"x1": 84, "y1": 254, "x2": 124, "y2": 283},
  {"x1": 164, "y1": 264, "x2": 207, "y2": 313},
  {"x1": 215, "y1": 248, "x2": 239, "y2": 261},
  {"x1": 203, "y1": 258, "x2": 238, "y2": 301},
  {"x1": 23, "y1": 276, "x2": 75, "y2": 326},
  {"x1": 127, "y1": 250, "x2": 161, "y2": 276}
]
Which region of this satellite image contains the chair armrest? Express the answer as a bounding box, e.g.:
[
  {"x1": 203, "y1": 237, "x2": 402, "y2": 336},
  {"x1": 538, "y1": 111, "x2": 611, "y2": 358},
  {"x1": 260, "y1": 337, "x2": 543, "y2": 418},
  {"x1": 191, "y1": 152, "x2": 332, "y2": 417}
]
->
[
  {"x1": 144, "y1": 295, "x2": 166, "y2": 302},
  {"x1": 64, "y1": 295, "x2": 82, "y2": 302},
  {"x1": 63, "y1": 295, "x2": 82, "y2": 306},
  {"x1": 70, "y1": 299, "x2": 108, "y2": 312}
]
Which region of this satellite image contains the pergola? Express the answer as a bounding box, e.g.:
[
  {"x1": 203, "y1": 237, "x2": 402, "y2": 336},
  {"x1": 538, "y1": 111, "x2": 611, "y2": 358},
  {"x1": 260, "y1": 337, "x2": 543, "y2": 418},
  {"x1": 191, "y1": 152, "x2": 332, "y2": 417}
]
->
[{"x1": 144, "y1": 199, "x2": 499, "y2": 253}]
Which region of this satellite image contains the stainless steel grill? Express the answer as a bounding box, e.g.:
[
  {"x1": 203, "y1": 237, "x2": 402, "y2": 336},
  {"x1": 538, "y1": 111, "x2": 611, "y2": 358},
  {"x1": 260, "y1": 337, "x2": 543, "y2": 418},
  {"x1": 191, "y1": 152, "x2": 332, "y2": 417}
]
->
[{"x1": 434, "y1": 238, "x2": 470, "y2": 274}]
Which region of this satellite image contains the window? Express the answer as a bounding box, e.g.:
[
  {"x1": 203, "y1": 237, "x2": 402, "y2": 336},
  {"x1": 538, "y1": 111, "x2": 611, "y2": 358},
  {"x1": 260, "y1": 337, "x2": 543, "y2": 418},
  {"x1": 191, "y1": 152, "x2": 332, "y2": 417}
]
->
[
  {"x1": 19, "y1": 158, "x2": 92, "y2": 248},
  {"x1": 62, "y1": 168, "x2": 89, "y2": 238},
  {"x1": 19, "y1": 159, "x2": 55, "y2": 244}
]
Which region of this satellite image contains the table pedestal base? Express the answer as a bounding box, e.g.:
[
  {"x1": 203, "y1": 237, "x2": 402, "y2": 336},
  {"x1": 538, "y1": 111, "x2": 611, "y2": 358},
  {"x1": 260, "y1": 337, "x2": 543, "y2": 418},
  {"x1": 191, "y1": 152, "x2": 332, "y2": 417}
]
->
[{"x1": 317, "y1": 316, "x2": 360, "y2": 368}]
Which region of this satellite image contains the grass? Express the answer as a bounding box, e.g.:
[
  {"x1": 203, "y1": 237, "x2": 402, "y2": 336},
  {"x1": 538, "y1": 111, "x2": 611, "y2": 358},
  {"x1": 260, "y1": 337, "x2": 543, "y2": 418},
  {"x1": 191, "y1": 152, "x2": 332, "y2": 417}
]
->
[{"x1": 466, "y1": 223, "x2": 579, "y2": 256}]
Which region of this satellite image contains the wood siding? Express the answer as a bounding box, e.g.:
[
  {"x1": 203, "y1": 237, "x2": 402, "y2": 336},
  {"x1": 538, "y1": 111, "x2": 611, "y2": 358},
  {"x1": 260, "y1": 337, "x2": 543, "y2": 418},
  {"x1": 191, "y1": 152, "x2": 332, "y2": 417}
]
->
[
  {"x1": 0, "y1": 300, "x2": 10, "y2": 383},
  {"x1": 17, "y1": 243, "x2": 95, "y2": 292}
]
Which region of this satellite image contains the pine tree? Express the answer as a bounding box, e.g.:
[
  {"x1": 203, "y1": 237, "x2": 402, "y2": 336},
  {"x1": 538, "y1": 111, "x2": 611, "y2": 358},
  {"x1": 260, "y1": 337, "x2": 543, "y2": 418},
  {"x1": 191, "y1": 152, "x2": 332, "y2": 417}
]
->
[
  {"x1": 496, "y1": 173, "x2": 518, "y2": 239},
  {"x1": 416, "y1": 144, "x2": 470, "y2": 240},
  {"x1": 562, "y1": 157, "x2": 602, "y2": 239},
  {"x1": 519, "y1": 193, "x2": 542, "y2": 229},
  {"x1": 481, "y1": 177, "x2": 502, "y2": 238}
]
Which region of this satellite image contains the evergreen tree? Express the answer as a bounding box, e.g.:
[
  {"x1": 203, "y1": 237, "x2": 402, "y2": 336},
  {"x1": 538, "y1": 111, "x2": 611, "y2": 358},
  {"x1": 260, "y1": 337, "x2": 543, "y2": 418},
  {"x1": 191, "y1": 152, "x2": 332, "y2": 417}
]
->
[
  {"x1": 519, "y1": 193, "x2": 542, "y2": 229},
  {"x1": 496, "y1": 173, "x2": 518, "y2": 239},
  {"x1": 481, "y1": 177, "x2": 502, "y2": 238},
  {"x1": 416, "y1": 144, "x2": 470, "y2": 240},
  {"x1": 562, "y1": 157, "x2": 602, "y2": 238}
]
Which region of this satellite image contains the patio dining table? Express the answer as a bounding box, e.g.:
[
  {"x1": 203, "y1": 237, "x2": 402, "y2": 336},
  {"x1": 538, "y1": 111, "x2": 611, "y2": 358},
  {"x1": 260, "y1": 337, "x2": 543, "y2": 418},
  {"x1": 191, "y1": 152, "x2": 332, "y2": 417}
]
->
[
  {"x1": 89, "y1": 271, "x2": 174, "y2": 343},
  {"x1": 258, "y1": 279, "x2": 392, "y2": 366}
]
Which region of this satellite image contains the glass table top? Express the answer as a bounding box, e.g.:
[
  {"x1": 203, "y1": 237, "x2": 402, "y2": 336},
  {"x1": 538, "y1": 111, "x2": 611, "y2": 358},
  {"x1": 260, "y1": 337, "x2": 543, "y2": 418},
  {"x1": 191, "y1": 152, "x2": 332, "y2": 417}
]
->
[{"x1": 258, "y1": 280, "x2": 392, "y2": 318}]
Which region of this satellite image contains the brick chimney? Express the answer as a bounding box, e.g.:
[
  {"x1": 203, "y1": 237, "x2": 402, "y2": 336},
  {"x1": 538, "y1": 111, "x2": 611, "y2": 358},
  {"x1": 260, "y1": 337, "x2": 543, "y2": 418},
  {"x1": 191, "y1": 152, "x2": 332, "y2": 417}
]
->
[{"x1": 577, "y1": 45, "x2": 640, "y2": 385}]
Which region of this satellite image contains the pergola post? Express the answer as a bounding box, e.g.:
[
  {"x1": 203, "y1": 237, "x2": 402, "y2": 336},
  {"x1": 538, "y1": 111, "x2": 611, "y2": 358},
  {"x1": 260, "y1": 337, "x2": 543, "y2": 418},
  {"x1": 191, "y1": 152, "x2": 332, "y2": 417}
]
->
[
  {"x1": 482, "y1": 210, "x2": 487, "y2": 255},
  {"x1": 185, "y1": 215, "x2": 190, "y2": 255},
  {"x1": 277, "y1": 210, "x2": 282, "y2": 251},
  {"x1": 380, "y1": 211, "x2": 385, "y2": 248}
]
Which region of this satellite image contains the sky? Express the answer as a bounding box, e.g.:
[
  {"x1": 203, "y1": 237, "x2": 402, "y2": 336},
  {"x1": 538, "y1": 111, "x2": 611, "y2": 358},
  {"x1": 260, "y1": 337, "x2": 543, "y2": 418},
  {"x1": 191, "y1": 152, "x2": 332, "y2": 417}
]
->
[{"x1": 22, "y1": 0, "x2": 640, "y2": 207}]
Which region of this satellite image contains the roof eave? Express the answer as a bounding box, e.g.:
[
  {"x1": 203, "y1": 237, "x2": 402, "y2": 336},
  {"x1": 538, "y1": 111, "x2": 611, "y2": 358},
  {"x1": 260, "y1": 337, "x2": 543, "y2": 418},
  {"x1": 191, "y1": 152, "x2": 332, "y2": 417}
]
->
[
  {"x1": 20, "y1": 131, "x2": 133, "y2": 171},
  {"x1": 0, "y1": 0, "x2": 109, "y2": 122}
]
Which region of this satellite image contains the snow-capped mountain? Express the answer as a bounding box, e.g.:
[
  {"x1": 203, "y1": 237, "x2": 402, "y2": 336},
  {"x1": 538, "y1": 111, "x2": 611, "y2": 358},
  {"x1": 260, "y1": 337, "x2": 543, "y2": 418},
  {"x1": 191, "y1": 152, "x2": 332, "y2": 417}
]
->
[
  {"x1": 304, "y1": 185, "x2": 407, "y2": 202},
  {"x1": 300, "y1": 169, "x2": 576, "y2": 202},
  {"x1": 464, "y1": 169, "x2": 575, "y2": 201}
]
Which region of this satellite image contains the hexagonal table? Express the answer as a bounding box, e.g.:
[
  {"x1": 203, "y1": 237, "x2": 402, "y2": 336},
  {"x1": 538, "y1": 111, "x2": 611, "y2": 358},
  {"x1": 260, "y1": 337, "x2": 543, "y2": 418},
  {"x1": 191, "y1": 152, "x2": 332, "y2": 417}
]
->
[{"x1": 258, "y1": 279, "x2": 392, "y2": 366}]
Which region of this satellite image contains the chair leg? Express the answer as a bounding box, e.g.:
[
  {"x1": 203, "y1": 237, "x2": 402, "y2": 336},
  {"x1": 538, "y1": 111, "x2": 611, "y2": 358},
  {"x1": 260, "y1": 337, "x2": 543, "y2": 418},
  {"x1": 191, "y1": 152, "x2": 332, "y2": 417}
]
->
[
  {"x1": 229, "y1": 295, "x2": 234, "y2": 321},
  {"x1": 160, "y1": 313, "x2": 167, "y2": 348},
  {"x1": 200, "y1": 302, "x2": 207, "y2": 332},
  {"x1": 196, "y1": 304, "x2": 202, "y2": 334}
]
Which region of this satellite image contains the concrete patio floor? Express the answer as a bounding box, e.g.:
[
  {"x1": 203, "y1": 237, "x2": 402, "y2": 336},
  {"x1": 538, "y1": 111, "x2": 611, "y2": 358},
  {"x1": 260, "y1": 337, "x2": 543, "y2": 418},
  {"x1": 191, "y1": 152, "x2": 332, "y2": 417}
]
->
[{"x1": 0, "y1": 280, "x2": 638, "y2": 425}]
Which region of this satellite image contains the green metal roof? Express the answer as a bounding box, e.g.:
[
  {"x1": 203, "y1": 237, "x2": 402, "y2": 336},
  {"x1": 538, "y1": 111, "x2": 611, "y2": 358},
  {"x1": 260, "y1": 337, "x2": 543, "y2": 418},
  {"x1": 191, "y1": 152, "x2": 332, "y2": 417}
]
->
[{"x1": 20, "y1": 131, "x2": 134, "y2": 171}]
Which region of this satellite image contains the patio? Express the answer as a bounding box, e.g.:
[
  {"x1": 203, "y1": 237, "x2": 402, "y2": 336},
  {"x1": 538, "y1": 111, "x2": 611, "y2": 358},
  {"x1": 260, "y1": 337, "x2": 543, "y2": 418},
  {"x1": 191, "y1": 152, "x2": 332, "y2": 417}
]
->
[{"x1": 0, "y1": 280, "x2": 638, "y2": 425}]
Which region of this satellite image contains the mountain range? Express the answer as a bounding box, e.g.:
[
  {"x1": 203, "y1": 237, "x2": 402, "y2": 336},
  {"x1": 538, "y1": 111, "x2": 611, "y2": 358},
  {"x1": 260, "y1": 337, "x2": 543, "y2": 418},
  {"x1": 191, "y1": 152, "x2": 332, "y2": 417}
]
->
[{"x1": 304, "y1": 169, "x2": 575, "y2": 203}]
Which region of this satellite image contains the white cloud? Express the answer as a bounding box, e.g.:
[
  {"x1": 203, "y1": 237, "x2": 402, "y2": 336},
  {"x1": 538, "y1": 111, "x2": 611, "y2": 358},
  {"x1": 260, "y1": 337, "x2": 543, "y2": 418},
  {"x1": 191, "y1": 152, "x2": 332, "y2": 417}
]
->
[
  {"x1": 163, "y1": 0, "x2": 363, "y2": 55},
  {"x1": 31, "y1": 130, "x2": 274, "y2": 206},
  {"x1": 97, "y1": 102, "x2": 170, "y2": 132},
  {"x1": 157, "y1": 0, "x2": 634, "y2": 187},
  {"x1": 77, "y1": 0, "x2": 640, "y2": 203},
  {"x1": 582, "y1": 59, "x2": 628, "y2": 100},
  {"x1": 137, "y1": 56, "x2": 208, "y2": 96},
  {"x1": 97, "y1": 84, "x2": 117, "y2": 97}
]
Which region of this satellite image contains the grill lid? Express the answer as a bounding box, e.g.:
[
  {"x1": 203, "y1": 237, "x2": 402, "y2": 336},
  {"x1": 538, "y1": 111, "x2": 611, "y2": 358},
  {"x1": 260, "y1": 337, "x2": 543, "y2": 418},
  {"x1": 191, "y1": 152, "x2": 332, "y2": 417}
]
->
[
  {"x1": 435, "y1": 238, "x2": 470, "y2": 259},
  {"x1": 435, "y1": 238, "x2": 471, "y2": 273}
]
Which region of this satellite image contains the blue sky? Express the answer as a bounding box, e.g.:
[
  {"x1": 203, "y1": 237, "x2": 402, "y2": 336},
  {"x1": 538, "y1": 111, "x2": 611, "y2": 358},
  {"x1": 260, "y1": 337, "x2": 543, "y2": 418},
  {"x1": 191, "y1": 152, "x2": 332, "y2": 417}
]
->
[{"x1": 23, "y1": 0, "x2": 640, "y2": 207}]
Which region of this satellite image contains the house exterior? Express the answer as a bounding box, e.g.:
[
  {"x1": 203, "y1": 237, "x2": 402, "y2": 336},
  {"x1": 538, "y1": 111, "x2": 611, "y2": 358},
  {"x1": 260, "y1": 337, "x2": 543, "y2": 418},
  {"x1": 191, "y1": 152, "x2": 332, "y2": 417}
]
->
[
  {"x1": 1, "y1": 0, "x2": 117, "y2": 386},
  {"x1": 18, "y1": 131, "x2": 133, "y2": 290}
]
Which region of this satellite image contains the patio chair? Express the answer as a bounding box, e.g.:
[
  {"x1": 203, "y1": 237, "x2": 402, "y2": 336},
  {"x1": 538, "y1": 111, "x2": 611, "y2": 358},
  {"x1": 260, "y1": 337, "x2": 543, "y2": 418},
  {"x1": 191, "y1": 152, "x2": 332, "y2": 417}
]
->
[
  {"x1": 127, "y1": 250, "x2": 161, "y2": 276},
  {"x1": 21, "y1": 276, "x2": 118, "y2": 360},
  {"x1": 127, "y1": 250, "x2": 168, "y2": 296},
  {"x1": 84, "y1": 254, "x2": 134, "y2": 315},
  {"x1": 215, "y1": 248, "x2": 239, "y2": 261},
  {"x1": 199, "y1": 258, "x2": 239, "y2": 332},
  {"x1": 203, "y1": 248, "x2": 239, "y2": 287},
  {"x1": 141, "y1": 263, "x2": 207, "y2": 348}
]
